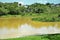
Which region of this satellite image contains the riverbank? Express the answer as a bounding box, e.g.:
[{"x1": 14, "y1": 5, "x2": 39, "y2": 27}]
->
[
  {"x1": 2, "y1": 34, "x2": 60, "y2": 40},
  {"x1": 0, "y1": 24, "x2": 60, "y2": 39}
]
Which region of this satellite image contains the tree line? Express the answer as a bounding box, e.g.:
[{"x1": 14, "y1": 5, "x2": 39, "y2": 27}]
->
[
  {"x1": 0, "y1": 2, "x2": 60, "y2": 21},
  {"x1": 0, "y1": 2, "x2": 60, "y2": 16}
]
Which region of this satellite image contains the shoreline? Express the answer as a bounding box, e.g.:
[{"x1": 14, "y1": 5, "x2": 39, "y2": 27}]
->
[{"x1": 0, "y1": 24, "x2": 60, "y2": 39}]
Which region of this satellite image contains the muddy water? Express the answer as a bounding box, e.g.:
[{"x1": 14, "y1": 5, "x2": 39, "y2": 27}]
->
[
  {"x1": 0, "y1": 18, "x2": 60, "y2": 29},
  {"x1": 0, "y1": 17, "x2": 60, "y2": 39}
]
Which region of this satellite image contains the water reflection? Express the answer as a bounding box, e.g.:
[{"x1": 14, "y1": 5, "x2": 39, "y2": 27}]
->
[
  {"x1": 0, "y1": 18, "x2": 60, "y2": 29},
  {"x1": 0, "y1": 18, "x2": 60, "y2": 39}
]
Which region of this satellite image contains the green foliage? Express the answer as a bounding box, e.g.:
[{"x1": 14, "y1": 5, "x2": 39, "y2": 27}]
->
[
  {"x1": 8, "y1": 10, "x2": 19, "y2": 15},
  {"x1": 0, "y1": 2, "x2": 60, "y2": 21}
]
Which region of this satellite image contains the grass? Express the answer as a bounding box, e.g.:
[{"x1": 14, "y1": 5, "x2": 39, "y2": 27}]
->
[
  {"x1": 9, "y1": 13, "x2": 60, "y2": 22},
  {"x1": 2, "y1": 34, "x2": 60, "y2": 40}
]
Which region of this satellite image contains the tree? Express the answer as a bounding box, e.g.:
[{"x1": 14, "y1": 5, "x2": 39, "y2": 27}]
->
[
  {"x1": 0, "y1": 7, "x2": 9, "y2": 16},
  {"x1": 58, "y1": 15, "x2": 60, "y2": 18},
  {"x1": 46, "y1": 3, "x2": 51, "y2": 5},
  {"x1": 8, "y1": 10, "x2": 19, "y2": 15},
  {"x1": 34, "y1": 8, "x2": 44, "y2": 13}
]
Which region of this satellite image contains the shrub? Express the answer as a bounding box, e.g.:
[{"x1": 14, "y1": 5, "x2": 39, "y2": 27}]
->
[
  {"x1": 8, "y1": 10, "x2": 19, "y2": 15},
  {"x1": 0, "y1": 12, "x2": 6, "y2": 16}
]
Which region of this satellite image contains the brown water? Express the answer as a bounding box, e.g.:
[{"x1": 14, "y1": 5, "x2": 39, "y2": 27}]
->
[
  {"x1": 0, "y1": 17, "x2": 60, "y2": 39},
  {"x1": 0, "y1": 17, "x2": 60, "y2": 29}
]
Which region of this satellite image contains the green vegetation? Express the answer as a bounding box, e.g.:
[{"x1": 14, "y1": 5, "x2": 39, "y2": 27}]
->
[
  {"x1": 0, "y1": 2, "x2": 60, "y2": 22},
  {"x1": 2, "y1": 34, "x2": 60, "y2": 40}
]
